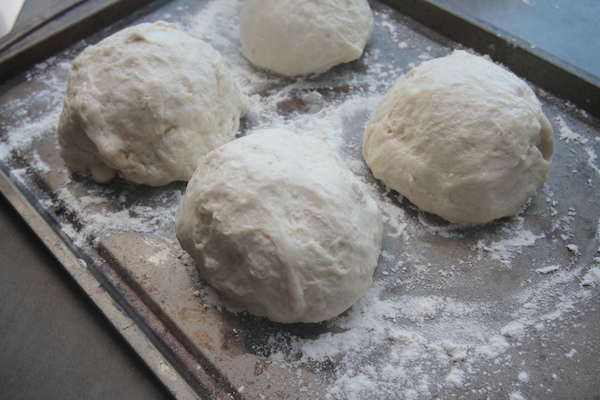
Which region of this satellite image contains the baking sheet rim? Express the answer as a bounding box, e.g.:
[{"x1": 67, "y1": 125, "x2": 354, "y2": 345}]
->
[{"x1": 0, "y1": 169, "x2": 201, "y2": 400}]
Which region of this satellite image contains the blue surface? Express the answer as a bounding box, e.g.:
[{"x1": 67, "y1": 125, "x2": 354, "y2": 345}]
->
[{"x1": 434, "y1": 0, "x2": 600, "y2": 78}]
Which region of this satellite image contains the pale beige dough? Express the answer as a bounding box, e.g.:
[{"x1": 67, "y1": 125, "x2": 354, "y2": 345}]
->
[
  {"x1": 363, "y1": 50, "x2": 554, "y2": 225},
  {"x1": 58, "y1": 21, "x2": 246, "y2": 186},
  {"x1": 176, "y1": 129, "x2": 383, "y2": 323},
  {"x1": 239, "y1": 0, "x2": 373, "y2": 77}
]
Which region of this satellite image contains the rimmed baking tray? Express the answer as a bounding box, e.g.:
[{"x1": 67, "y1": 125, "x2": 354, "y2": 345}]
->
[{"x1": 1, "y1": 1, "x2": 599, "y2": 399}]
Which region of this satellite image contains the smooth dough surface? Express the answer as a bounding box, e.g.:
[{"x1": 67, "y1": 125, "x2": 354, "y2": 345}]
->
[
  {"x1": 176, "y1": 129, "x2": 383, "y2": 323},
  {"x1": 363, "y1": 50, "x2": 554, "y2": 225},
  {"x1": 58, "y1": 21, "x2": 246, "y2": 186},
  {"x1": 240, "y1": 0, "x2": 373, "y2": 77}
]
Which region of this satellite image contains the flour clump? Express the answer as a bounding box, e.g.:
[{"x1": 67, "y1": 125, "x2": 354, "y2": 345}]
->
[
  {"x1": 239, "y1": 0, "x2": 373, "y2": 77},
  {"x1": 363, "y1": 50, "x2": 554, "y2": 225},
  {"x1": 176, "y1": 129, "x2": 383, "y2": 323},
  {"x1": 58, "y1": 21, "x2": 246, "y2": 186}
]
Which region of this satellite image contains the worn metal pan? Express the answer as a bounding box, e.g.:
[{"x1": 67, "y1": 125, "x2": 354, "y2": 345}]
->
[{"x1": 1, "y1": 1, "x2": 598, "y2": 399}]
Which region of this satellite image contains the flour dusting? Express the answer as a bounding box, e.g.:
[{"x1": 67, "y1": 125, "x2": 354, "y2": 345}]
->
[{"x1": 0, "y1": 0, "x2": 598, "y2": 399}]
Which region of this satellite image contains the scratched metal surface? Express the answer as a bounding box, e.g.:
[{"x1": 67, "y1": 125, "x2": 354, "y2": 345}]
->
[{"x1": 0, "y1": 1, "x2": 599, "y2": 398}]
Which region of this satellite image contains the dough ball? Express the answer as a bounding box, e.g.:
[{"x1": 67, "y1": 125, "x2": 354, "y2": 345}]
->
[
  {"x1": 58, "y1": 21, "x2": 246, "y2": 187},
  {"x1": 363, "y1": 50, "x2": 554, "y2": 225},
  {"x1": 176, "y1": 129, "x2": 383, "y2": 323},
  {"x1": 239, "y1": 0, "x2": 373, "y2": 77}
]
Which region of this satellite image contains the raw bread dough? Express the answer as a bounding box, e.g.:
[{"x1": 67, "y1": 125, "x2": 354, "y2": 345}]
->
[
  {"x1": 239, "y1": 0, "x2": 373, "y2": 77},
  {"x1": 58, "y1": 21, "x2": 246, "y2": 187},
  {"x1": 363, "y1": 50, "x2": 554, "y2": 225},
  {"x1": 176, "y1": 129, "x2": 383, "y2": 323}
]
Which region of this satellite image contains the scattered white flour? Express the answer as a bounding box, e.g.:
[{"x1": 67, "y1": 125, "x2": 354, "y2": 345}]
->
[
  {"x1": 555, "y1": 115, "x2": 587, "y2": 144},
  {"x1": 445, "y1": 367, "x2": 465, "y2": 387},
  {"x1": 509, "y1": 391, "x2": 527, "y2": 400},
  {"x1": 0, "y1": 0, "x2": 598, "y2": 399},
  {"x1": 535, "y1": 265, "x2": 561, "y2": 274},
  {"x1": 500, "y1": 321, "x2": 526, "y2": 339},
  {"x1": 0, "y1": 108, "x2": 61, "y2": 159},
  {"x1": 518, "y1": 371, "x2": 530, "y2": 382},
  {"x1": 556, "y1": 115, "x2": 600, "y2": 177},
  {"x1": 581, "y1": 267, "x2": 600, "y2": 286},
  {"x1": 470, "y1": 216, "x2": 546, "y2": 267},
  {"x1": 479, "y1": 229, "x2": 545, "y2": 266}
]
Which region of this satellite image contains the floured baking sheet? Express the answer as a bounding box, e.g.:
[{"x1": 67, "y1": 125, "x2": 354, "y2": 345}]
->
[{"x1": 1, "y1": 0, "x2": 599, "y2": 399}]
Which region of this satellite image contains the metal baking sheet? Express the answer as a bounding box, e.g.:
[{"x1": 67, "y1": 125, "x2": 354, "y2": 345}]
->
[{"x1": 1, "y1": 1, "x2": 599, "y2": 399}]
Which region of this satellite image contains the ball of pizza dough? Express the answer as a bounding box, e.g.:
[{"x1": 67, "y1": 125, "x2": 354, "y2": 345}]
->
[
  {"x1": 363, "y1": 50, "x2": 554, "y2": 225},
  {"x1": 176, "y1": 129, "x2": 383, "y2": 323},
  {"x1": 58, "y1": 21, "x2": 246, "y2": 187},
  {"x1": 239, "y1": 0, "x2": 373, "y2": 77}
]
